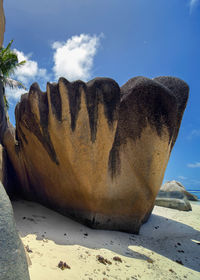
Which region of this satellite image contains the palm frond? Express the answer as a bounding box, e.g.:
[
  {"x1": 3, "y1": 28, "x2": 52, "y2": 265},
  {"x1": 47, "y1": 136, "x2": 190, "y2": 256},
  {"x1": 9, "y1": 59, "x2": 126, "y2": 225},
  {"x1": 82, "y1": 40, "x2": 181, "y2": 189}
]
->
[
  {"x1": 0, "y1": 40, "x2": 14, "y2": 59},
  {"x1": 3, "y1": 78, "x2": 26, "y2": 90},
  {"x1": 4, "y1": 39, "x2": 14, "y2": 52},
  {"x1": 0, "y1": 40, "x2": 27, "y2": 111},
  {"x1": 17, "y1": 60, "x2": 26, "y2": 66},
  {"x1": 0, "y1": 40, "x2": 27, "y2": 93}
]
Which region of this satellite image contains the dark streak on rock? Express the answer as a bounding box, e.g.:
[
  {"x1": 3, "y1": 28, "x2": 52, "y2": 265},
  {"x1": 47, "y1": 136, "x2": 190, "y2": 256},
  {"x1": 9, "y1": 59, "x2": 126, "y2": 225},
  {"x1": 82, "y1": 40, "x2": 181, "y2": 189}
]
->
[
  {"x1": 86, "y1": 78, "x2": 120, "y2": 142},
  {"x1": 153, "y1": 76, "x2": 189, "y2": 147},
  {"x1": 15, "y1": 83, "x2": 59, "y2": 165},
  {"x1": 60, "y1": 77, "x2": 120, "y2": 142},
  {"x1": 15, "y1": 96, "x2": 28, "y2": 151},
  {"x1": 59, "y1": 78, "x2": 83, "y2": 132},
  {"x1": 15, "y1": 78, "x2": 120, "y2": 166},
  {"x1": 108, "y1": 140, "x2": 120, "y2": 178},
  {"x1": 109, "y1": 76, "x2": 181, "y2": 178},
  {"x1": 0, "y1": 81, "x2": 8, "y2": 143},
  {"x1": 48, "y1": 82, "x2": 62, "y2": 122},
  {"x1": 15, "y1": 123, "x2": 27, "y2": 146},
  {"x1": 120, "y1": 76, "x2": 178, "y2": 140}
]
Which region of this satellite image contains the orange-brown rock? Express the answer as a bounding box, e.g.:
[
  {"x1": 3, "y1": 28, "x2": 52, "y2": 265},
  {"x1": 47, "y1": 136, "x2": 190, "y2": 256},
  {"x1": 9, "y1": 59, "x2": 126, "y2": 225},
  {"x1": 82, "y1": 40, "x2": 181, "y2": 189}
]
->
[{"x1": 1, "y1": 76, "x2": 189, "y2": 233}]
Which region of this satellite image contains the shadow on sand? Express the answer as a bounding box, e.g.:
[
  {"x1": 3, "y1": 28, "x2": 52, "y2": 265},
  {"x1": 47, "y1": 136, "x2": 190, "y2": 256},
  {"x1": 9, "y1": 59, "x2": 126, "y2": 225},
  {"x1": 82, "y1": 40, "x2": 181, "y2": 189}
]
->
[{"x1": 12, "y1": 199, "x2": 200, "y2": 273}]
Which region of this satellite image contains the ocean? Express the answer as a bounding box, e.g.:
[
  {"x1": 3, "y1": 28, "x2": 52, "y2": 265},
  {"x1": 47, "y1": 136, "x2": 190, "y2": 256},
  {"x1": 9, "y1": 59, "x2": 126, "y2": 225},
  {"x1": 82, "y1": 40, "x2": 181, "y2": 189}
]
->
[{"x1": 186, "y1": 190, "x2": 200, "y2": 200}]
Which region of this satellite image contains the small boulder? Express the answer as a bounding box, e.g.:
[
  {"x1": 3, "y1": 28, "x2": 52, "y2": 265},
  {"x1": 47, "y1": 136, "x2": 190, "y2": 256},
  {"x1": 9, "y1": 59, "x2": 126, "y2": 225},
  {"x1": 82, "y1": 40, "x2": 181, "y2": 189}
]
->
[
  {"x1": 155, "y1": 197, "x2": 192, "y2": 211},
  {"x1": 155, "y1": 180, "x2": 196, "y2": 211},
  {"x1": 159, "y1": 180, "x2": 198, "y2": 201}
]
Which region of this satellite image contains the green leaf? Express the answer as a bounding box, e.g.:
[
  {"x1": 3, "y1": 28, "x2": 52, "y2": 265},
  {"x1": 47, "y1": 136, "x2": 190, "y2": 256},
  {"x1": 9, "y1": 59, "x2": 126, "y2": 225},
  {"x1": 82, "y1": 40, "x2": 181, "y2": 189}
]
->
[{"x1": 0, "y1": 39, "x2": 27, "y2": 111}]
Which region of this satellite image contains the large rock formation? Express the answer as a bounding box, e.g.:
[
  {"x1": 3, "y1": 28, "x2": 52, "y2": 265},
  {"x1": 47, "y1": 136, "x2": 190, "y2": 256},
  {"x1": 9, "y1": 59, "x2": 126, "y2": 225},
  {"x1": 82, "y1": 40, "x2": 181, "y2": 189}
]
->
[
  {"x1": 0, "y1": 182, "x2": 30, "y2": 280},
  {"x1": 0, "y1": 76, "x2": 189, "y2": 233},
  {"x1": 0, "y1": 0, "x2": 190, "y2": 232}
]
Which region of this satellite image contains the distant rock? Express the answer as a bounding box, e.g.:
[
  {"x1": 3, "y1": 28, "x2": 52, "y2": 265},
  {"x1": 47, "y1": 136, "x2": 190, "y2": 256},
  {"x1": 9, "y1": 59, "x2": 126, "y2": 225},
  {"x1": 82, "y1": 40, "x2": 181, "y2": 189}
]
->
[
  {"x1": 0, "y1": 76, "x2": 189, "y2": 233},
  {"x1": 0, "y1": 182, "x2": 30, "y2": 280},
  {"x1": 159, "y1": 180, "x2": 198, "y2": 201},
  {"x1": 155, "y1": 180, "x2": 198, "y2": 211}
]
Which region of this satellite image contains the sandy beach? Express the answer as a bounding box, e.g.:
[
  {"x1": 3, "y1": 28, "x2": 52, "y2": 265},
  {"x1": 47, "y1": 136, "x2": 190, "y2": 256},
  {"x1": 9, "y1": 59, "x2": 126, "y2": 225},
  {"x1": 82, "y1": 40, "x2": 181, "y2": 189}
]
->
[{"x1": 11, "y1": 200, "x2": 200, "y2": 280}]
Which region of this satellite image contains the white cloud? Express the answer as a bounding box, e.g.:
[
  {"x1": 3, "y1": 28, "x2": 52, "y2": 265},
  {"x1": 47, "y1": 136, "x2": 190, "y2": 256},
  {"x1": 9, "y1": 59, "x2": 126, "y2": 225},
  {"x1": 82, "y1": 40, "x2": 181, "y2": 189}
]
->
[
  {"x1": 178, "y1": 176, "x2": 188, "y2": 180},
  {"x1": 5, "y1": 33, "x2": 103, "y2": 101},
  {"x1": 13, "y1": 49, "x2": 48, "y2": 84},
  {"x1": 187, "y1": 162, "x2": 200, "y2": 168},
  {"x1": 52, "y1": 33, "x2": 102, "y2": 81},
  {"x1": 5, "y1": 88, "x2": 26, "y2": 102},
  {"x1": 189, "y1": 0, "x2": 199, "y2": 13}
]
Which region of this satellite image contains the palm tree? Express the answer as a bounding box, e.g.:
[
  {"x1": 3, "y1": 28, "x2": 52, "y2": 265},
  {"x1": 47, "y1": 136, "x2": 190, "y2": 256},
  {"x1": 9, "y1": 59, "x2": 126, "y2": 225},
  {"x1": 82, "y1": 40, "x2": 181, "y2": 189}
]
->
[{"x1": 0, "y1": 40, "x2": 26, "y2": 109}]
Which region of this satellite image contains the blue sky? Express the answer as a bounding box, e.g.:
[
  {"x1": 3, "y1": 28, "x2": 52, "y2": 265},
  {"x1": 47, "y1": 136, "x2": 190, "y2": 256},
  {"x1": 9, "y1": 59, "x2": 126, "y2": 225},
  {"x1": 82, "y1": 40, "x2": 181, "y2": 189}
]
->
[{"x1": 3, "y1": 0, "x2": 200, "y2": 191}]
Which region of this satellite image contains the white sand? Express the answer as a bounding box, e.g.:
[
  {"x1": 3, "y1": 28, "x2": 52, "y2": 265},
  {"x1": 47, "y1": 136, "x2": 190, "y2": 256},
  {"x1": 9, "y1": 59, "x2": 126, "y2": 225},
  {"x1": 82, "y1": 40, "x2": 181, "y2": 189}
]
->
[{"x1": 12, "y1": 200, "x2": 200, "y2": 280}]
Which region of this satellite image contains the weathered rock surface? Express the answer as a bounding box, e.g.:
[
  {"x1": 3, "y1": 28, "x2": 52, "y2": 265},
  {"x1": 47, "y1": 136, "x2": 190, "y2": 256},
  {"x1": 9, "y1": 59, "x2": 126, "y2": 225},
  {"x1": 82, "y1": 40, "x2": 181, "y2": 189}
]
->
[
  {"x1": 0, "y1": 182, "x2": 30, "y2": 280},
  {"x1": 1, "y1": 76, "x2": 189, "y2": 233},
  {"x1": 0, "y1": 144, "x2": 3, "y2": 181},
  {"x1": 155, "y1": 180, "x2": 197, "y2": 211},
  {"x1": 0, "y1": 143, "x2": 19, "y2": 197},
  {"x1": 0, "y1": 2, "x2": 30, "y2": 278},
  {"x1": 159, "y1": 180, "x2": 198, "y2": 201},
  {"x1": 155, "y1": 197, "x2": 192, "y2": 211},
  {"x1": 0, "y1": 144, "x2": 6, "y2": 185}
]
